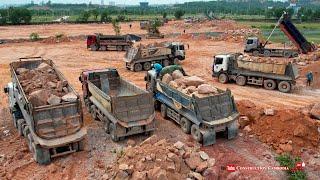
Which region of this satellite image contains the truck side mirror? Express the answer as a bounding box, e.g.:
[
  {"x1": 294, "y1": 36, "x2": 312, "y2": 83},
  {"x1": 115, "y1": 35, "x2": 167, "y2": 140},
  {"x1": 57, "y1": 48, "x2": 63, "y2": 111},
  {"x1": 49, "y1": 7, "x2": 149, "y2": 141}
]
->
[
  {"x1": 78, "y1": 76, "x2": 82, "y2": 82},
  {"x1": 3, "y1": 87, "x2": 8, "y2": 94}
]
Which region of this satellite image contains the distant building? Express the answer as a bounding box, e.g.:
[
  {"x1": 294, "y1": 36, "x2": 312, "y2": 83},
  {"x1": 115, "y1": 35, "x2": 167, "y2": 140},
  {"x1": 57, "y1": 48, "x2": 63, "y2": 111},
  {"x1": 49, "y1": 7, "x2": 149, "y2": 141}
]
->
[
  {"x1": 109, "y1": 1, "x2": 115, "y2": 6},
  {"x1": 140, "y1": 2, "x2": 149, "y2": 8}
]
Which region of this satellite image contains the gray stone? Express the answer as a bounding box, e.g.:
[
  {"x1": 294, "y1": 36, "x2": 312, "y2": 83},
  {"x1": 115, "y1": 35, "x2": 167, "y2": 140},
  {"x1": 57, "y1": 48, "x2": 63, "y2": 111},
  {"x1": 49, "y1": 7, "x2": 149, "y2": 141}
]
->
[
  {"x1": 62, "y1": 93, "x2": 77, "y2": 102},
  {"x1": 174, "y1": 141, "x2": 185, "y2": 150},
  {"x1": 47, "y1": 94, "x2": 61, "y2": 105},
  {"x1": 199, "y1": 151, "x2": 209, "y2": 160}
]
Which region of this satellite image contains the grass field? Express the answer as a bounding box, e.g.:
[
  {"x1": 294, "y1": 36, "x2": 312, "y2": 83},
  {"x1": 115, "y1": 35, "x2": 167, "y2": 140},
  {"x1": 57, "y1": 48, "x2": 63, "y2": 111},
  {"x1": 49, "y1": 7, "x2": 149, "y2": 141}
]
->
[{"x1": 238, "y1": 21, "x2": 320, "y2": 43}]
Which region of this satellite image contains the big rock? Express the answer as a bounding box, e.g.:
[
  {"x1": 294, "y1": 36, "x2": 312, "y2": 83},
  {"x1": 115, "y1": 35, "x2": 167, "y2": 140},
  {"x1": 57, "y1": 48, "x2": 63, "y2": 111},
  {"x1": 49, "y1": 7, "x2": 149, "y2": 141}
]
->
[
  {"x1": 310, "y1": 103, "x2": 320, "y2": 120},
  {"x1": 172, "y1": 70, "x2": 184, "y2": 80},
  {"x1": 197, "y1": 84, "x2": 218, "y2": 94},
  {"x1": 62, "y1": 93, "x2": 77, "y2": 102},
  {"x1": 28, "y1": 89, "x2": 49, "y2": 107},
  {"x1": 47, "y1": 94, "x2": 61, "y2": 105},
  {"x1": 162, "y1": 74, "x2": 173, "y2": 84},
  {"x1": 184, "y1": 76, "x2": 205, "y2": 87}
]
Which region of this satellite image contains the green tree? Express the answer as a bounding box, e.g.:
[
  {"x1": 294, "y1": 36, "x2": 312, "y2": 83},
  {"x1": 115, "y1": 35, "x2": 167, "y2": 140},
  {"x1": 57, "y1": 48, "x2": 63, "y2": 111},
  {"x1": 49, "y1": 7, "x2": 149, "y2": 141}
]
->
[
  {"x1": 163, "y1": 12, "x2": 167, "y2": 19},
  {"x1": 100, "y1": 10, "x2": 112, "y2": 22},
  {"x1": 0, "y1": 10, "x2": 7, "y2": 25},
  {"x1": 117, "y1": 15, "x2": 126, "y2": 22},
  {"x1": 9, "y1": 8, "x2": 32, "y2": 25},
  {"x1": 77, "y1": 11, "x2": 90, "y2": 22},
  {"x1": 91, "y1": 9, "x2": 99, "y2": 21},
  {"x1": 174, "y1": 10, "x2": 185, "y2": 20},
  {"x1": 112, "y1": 19, "x2": 121, "y2": 35}
]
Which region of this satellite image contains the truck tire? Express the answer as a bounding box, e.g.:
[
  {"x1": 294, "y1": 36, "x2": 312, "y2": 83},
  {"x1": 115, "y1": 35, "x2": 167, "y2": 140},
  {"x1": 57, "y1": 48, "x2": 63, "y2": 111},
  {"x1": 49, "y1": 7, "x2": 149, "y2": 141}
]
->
[
  {"x1": 23, "y1": 125, "x2": 30, "y2": 137},
  {"x1": 263, "y1": 50, "x2": 271, "y2": 57},
  {"x1": 143, "y1": 62, "x2": 152, "y2": 71},
  {"x1": 100, "y1": 46, "x2": 107, "y2": 51},
  {"x1": 116, "y1": 46, "x2": 123, "y2": 51},
  {"x1": 292, "y1": 52, "x2": 299, "y2": 57},
  {"x1": 163, "y1": 59, "x2": 170, "y2": 67},
  {"x1": 134, "y1": 63, "x2": 143, "y2": 72},
  {"x1": 90, "y1": 45, "x2": 98, "y2": 51},
  {"x1": 109, "y1": 123, "x2": 119, "y2": 142},
  {"x1": 104, "y1": 120, "x2": 110, "y2": 134},
  {"x1": 191, "y1": 124, "x2": 203, "y2": 143},
  {"x1": 173, "y1": 58, "x2": 180, "y2": 65},
  {"x1": 17, "y1": 119, "x2": 25, "y2": 137},
  {"x1": 278, "y1": 81, "x2": 291, "y2": 93},
  {"x1": 218, "y1": 73, "x2": 228, "y2": 84},
  {"x1": 263, "y1": 79, "x2": 276, "y2": 90},
  {"x1": 91, "y1": 105, "x2": 98, "y2": 121},
  {"x1": 180, "y1": 117, "x2": 191, "y2": 134},
  {"x1": 32, "y1": 143, "x2": 51, "y2": 165},
  {"x1": 236, "y1": 76, "x2": 246, "y2": 86},
  {"x1": 124, "y1": 46, "x2": 129, "y2": 51},
  {"x1": 27, "y1": 134, "x2": 34, "y2": 153},
  {"x1": 160, "y1": 104, "x2": 167, "y2": 118},
  {"x1": 283, "y1": 51, "x2": 291, "y2": 58},
  {"x1": 252, "y1": 50, "x2": 259, "y2": 56},
  {"x1": 12, "y1": 113, "x2": 17, "y2": 128},
  {"x1": 73, "y1": 140, "x2": 85, "y2": 151}
]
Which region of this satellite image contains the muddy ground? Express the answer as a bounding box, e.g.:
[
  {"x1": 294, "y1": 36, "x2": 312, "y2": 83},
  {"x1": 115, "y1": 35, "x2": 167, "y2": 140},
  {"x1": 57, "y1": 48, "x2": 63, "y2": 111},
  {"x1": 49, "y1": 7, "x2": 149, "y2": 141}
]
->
[{"x1": 0, "y1": 21, "x2": 319, "y2": 180}]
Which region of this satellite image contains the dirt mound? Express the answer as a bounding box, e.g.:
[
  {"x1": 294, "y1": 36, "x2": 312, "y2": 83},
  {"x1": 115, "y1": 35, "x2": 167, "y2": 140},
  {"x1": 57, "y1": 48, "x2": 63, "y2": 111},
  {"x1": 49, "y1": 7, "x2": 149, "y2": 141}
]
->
[
  {"x1": 237, "y1": 100, "x2": 320, "y2": 156},
  {"x1": 216, "y1": 28, "x2": 261, "y2": 43},
  {"x1": 104, "y1": 136, "x2": 216, "y2": 180},
  {"x1": 41, "y1": 35, "x2": 71, "y2": 44}
]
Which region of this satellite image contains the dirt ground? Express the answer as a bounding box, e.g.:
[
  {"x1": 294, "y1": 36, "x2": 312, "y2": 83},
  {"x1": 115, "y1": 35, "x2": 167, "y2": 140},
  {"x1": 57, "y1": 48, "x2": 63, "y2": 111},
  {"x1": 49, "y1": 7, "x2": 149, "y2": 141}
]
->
[{"x1": 0, "y1": 20, "x2": 319, "y2": 179}]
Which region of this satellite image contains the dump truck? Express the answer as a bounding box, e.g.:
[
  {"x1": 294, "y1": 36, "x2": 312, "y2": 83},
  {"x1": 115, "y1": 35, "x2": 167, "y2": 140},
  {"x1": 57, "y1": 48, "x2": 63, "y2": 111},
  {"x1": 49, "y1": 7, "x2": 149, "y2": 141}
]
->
[
  {"x1": 212, "y1": 53, "x2": 299, "y2": 93},
  {"x1": 145, "y1": 66, "x2": 239, "y2": 146},
  {"x1": 79, "y1": 68, "x2": 155, "y2": 141},
  {"x1": 245, "y1": 12, "x2": 316, "y2": 58},
  {"x1": 87, "y1": 34, "x2": 141, "y2": 51},
  {"x1": 125, "y1": 42, "x2": 186, "y2": 72},
  {"x1": 4, "y1": 57, "x2": 86, "y2": 164}
]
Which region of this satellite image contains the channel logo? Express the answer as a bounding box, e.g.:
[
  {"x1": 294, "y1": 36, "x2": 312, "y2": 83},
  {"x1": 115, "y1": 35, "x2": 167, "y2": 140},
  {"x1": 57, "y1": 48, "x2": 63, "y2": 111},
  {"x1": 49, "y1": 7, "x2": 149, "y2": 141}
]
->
[{"x1": 227, "y1": 164, "x2": 236, "y2": 172}]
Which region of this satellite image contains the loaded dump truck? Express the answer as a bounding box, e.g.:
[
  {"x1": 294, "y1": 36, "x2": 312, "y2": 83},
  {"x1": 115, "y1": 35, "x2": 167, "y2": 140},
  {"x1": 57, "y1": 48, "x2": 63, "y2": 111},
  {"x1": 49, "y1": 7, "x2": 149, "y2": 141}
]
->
[
  {"x1": 87, "y1": 34, "x2": 141, "y2": 51},
  {"x1": 4, "y1": 57, "x2": 86, "y2": 164},
  {"x1": 245, "y1": 12, "x2": 316, "y2": 58},
  {"x1": 79, "y1": 68, "x2": 155, "y2": 141},
  {"x1": 125, "y1": 42, "x2": 186, "y2": 72},
  {"x1": 212, "y1": 53, "x2": 299, "y2": 93},
  {"x1": 145, "y1": 65, "x2": 239, "y2": 146}
]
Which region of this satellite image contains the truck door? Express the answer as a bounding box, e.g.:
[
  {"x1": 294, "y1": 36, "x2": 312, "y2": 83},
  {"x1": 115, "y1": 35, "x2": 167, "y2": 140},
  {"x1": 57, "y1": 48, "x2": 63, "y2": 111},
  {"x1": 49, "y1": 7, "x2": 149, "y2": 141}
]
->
[
  {"x1": 245, "y1": 38, "x2": 257, "y2": 52},
  {"x1": 213, "y1": 56, "x2": 227, "y2": 73}
]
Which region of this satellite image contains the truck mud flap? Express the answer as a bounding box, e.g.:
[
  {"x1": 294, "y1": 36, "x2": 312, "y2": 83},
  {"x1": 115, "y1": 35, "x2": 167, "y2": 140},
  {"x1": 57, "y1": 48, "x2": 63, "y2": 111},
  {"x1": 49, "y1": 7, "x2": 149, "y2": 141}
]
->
[
  {"x1": 227, "y1": 121, "x2": 238, "y2": 140},
  {"x1": 202, "y1": 129, "x2": 216, "y2": 146}
]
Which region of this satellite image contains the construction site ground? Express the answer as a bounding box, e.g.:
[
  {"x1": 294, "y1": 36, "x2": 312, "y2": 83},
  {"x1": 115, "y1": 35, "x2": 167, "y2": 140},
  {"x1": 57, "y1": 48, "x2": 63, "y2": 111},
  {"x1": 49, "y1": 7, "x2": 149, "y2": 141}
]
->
[{"x1": 0, "y1": 21, "x2": 319, "y2": 179}]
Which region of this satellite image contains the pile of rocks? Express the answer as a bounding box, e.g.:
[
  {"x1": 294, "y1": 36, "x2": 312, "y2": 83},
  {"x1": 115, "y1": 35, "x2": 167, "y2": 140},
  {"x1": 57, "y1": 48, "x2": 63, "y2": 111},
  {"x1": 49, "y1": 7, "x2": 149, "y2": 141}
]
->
[
  {"x1": 217, "y1": 28, "x2": 260, "y2": 42},
  {"x1": 16, "y1": 62, "x2": 77, "y2": 107},
  {"x1": 162, "y1": 70, "x2": 219, "y2": 97},
  {"x1": 104, "y1": 135, "x2": 216, "y2": 180}
]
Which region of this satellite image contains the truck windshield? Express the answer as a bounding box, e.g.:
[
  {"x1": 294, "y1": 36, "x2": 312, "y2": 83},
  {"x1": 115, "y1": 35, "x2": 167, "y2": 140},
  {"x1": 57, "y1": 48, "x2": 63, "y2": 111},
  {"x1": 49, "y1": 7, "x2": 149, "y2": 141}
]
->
[
  {"x1": 179, "y1": 45, "x2": 184, "y2": 50},
  {"x1": 247, "y1": 39, "x2": 254, "y2": 44},
  {"x1": 215, "y1": 57, "x2": 223, "y2": 65}
]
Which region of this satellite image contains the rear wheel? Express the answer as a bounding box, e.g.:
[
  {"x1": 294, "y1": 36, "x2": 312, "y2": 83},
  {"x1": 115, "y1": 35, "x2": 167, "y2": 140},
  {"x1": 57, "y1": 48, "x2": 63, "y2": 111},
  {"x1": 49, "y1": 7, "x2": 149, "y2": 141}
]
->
[
  {"x1": 263, "y1": 50, "x2": 271, "y2": 57},
  {"x1": 292, "y1": 52, "x2": 299, "y2": 57},
  {"x1": 263, "y1": 79, "x2": 276, "y2": 90},
  {"x1": 134, "y1": 63, "x2": 143, "y2": 72},
  {"x1": 90, "y1": 45, "x2": 98, "y2": 51},
  {"x1": 109, "y1": 123, "x2": 119, "y2": 142},
  {"x1": 100, "y1": 46, "x2": 107, "y2": 51},
  {"x1": 12, "y1": 113, "x2": 17, "y2": 128},
  {"x1": 27, "y1": 134, "x2": 34, "y2": 153},
  {"x1": 163, "y1": 59, "x2": 170, "y2": 67},
  {"x1": 116, "y1": 46, "x2": 123, "y2": 51},
  {"x1": 180, "y1": 117, "x2": 191, "y2": 134},
  {"x1": 160, "y1": 104, "x2": 167, "y2": 118},
  {"x1": 17, "y1": 119, "x2": 25, "y2": 137},
  {"x1": 191, "y1": 125, "x2": 203, "y2": 143},
  {"x1": 283, "y1": 51, "x2": 291, "y2": 58},
  {"x1": 32, "y1": 143, "x2": 51, "y2": 165},
  {"x1": 91, "y1": 105, "x2": 98, "y2": 120},
  {"x1": 23, "y1": 126, "x2": 30, "y2": 137},
  {"x1": 252, "y1": 50, "x2": 259, "y2": 56},
  {"x1": 218, "y1": 73, "x2": 228, "y2": 84},
  {"x1": 236, "y1": 75, "x2": 246, "y2": 86},
  {"x1": 143, "y1": 62, "x2": 152, "y2": 71},
  {"x1": 278, "y1": 81, "x2": 291, "y2": 93}
]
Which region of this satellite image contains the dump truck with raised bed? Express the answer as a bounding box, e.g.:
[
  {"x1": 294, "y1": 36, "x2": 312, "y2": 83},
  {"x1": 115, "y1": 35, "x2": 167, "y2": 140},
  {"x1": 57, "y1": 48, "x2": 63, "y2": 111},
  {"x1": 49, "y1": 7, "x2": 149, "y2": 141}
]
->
[
  {"x1": 87, "y1": 34, "x2": 141, "y2": 51},
  {"x1": 145, "y1": 65, "x2": 238, "y2": 146},
  {"x1": 79, "y1": 68, "x2": 155, "y2": 141},
  {"x1": 3, "y1": 57, "x2": 86, "y2": 164},
  {"x1": 212, "y1": 53, "x2": 299, "y2": 93},
  {"x1": 125, "y1": 42, "x2": 185, "y2": 72},
  {"x1": 245, "y1": 12, "x2": 316, "y2": 58}
]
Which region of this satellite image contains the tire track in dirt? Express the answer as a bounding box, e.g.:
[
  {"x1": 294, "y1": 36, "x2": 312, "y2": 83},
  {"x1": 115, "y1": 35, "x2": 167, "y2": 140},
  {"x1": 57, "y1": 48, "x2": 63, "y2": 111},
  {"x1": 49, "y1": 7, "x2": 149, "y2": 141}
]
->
[{"x1": 11, "y1": 161, "x2": 37, "y2": 180}]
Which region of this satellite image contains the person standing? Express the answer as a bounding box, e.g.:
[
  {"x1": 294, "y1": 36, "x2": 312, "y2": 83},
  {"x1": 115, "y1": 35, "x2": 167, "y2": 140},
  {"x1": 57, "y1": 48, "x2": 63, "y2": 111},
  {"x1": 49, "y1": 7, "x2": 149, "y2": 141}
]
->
[{"x1": 306, "y1": 71, "x2": 313, "y2": 86}]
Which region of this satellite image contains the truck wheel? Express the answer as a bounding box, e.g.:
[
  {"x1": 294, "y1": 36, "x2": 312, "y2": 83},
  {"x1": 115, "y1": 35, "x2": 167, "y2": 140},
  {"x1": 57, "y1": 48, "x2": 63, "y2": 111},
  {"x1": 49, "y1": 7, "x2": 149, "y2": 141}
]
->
[
  {"x1": 236, "y1": 76, "x2": 246, "y2": 86},
  {"x1": 116, "y1": 46, "x2": 123, "y2": 51},
  {"x1": 263, "y1": 79, "x2": 276, "y2": 90},
  {"x1": 218, "y1": 73, "x2": 228, "y2": 84},
  {"x1": 160, "y1": 104, "x2": 167, "y2": 118},
  {"x1": 180, "y1": 117, "x2": 191, "y2": 134},
  {"x1": 292, "y1": 52, "x2": 299, "y2": 57},
  {"x1": 91, "y1": 105, "x2": 99, "y2": 120},
  {"x1": 73, "y1": 140, "x2": 85, "y2": 151},
  {"x1": 27, "y1": 134, "x2": 34, "y2": 153},
  {"x1": 143, "y1": 62, "x2": 152, "y2": 71},
  {"x1": 23, "y1": 125, "x2": 30, "y2": 137},
  {"x1": 191, "y1": 124, "x2": 203, "y2": 143},
  {"x1": 90, "y1": 45, "x2": 98, "y2": 51},
  {"x1": 124, "y1": 46, "x2": 129, "y2": 51},
  {"x1": 134, "y1": 63, "x2": 143, "y2": 72},
  {"x1": 163, "y1": 59, "x2": 170, "y2": 67},
  {"x1": 104, "y1": 120, "x2": 110, "y2": 134},
  {"x1": 263, "y1": 50, "x2": 271, "y2": 57},
  {"x1": 278, "y1": 81, "x2": 291, "y2": 93},
  {"x1": 17, "y1": 119, "x2": 25, "y2": 137},
  {"x1": 173, "y1": 58, "x2": 180, "y2": 65},
  {"x1": 252, "y1": 50, "x2": 259, "y2": 56},
  {"x1": 32, "y1": 143, "x2": 51, "y2": 165},
  {"x1": 109, "y1": 123, "x2": 119, "y2": 142},
  {"x1": 283, "y1": 51, "x2": 291, "y2": 58},
  {"x1": 12, "y1": 113, "x2": 17, "y2": 128},
  {"x1": 100, "y1": 46, "x2": 107, "y2": 51}
]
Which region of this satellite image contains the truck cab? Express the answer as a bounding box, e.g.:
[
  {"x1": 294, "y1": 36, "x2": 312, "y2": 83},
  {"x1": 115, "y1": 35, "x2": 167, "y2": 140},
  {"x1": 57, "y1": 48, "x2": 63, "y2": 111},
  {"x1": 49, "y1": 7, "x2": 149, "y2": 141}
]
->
[
  {"x1": 87, "y1": 35, "x2": 97, "y2": 49},
  {"x1": 170, "y1": 42, "x2": 186, "y2": 60},
  {"x1": 212, "y1": 53, "x2": 242, "y2": 76},
  {"x1": 244, "y1": 37, "x2": 260, "y2": 52}
]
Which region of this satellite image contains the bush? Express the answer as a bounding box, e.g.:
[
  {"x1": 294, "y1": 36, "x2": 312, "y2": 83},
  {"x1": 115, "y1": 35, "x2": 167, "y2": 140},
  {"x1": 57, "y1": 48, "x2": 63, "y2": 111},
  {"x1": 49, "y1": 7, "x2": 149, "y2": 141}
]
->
[
  {"x1": 0, "y1": 10, "x2": 7, "y2": 25},
  {"x1": 77, "y1": 11, "x2": 90, "y2": 22},
  {"x1": 276, "y1": 154, "x2": 307, "y2": 180},
  {"x1": 112, "y1": 19, "x2": 121, "y2": 35},
  {"x1": 9, "y1": 8, "x2": 32, "y2": 25},
  {"x1": 30, "y1": 33, "x2": 40, "y2": 41},
  {"x1": 174, "y1": 10, "x2": 185, "y2": 20}
]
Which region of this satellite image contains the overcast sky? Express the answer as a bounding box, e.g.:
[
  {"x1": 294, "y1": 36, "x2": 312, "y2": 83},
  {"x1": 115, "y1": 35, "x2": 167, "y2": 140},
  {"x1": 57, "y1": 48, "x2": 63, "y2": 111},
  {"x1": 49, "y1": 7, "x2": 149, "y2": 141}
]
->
[{"x1": 0, "y1": 0, "x2": 214, "y2": 6}]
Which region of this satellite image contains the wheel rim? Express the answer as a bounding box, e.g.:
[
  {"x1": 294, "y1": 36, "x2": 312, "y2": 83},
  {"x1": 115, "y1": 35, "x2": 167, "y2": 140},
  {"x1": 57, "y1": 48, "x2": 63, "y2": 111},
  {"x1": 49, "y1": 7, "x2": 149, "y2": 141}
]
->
[
  {"x1": 134, "y1": 64, "x2": 142, "y2": 71},
  {"x1": 219, "y1": 74, "x2": 227, "y2": 83},
  {"x1": 143, "y1": 63, "x2": 151, "y2": 70}
]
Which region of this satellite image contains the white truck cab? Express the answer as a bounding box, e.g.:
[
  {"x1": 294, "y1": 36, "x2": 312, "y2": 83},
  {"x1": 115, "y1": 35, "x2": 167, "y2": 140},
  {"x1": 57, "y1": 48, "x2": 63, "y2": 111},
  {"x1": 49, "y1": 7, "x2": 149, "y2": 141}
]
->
[
  {"x1": 171, "y1": 42, "x2": 186, "y2": 60},
  {"x1": 213, "y1": 53, "x2": 243, "y2": 75}
]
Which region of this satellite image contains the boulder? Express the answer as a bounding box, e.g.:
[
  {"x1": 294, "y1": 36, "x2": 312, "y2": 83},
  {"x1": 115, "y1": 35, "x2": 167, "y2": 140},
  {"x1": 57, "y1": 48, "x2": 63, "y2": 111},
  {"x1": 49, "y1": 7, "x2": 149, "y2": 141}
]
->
[
  {"x1": 28, "y1": 89, "x2": 49, "y2": 107},
  {"x1": 198, "y1": 84, "x2": 218, "y2": 94},
  {"x1": 62, "y1": 93, "x2": 77, "y2": 102},
  {"x1": 47, "y1": 81, "x2": 56, "y2": 89},
  {"x1": 195, "y1": 161, "x2": 208, "y2": 173},
  {"x1": 243, "y1": 125, "x2": 252, "y2": 133},
  {"x1": 310, "y1": 103, "x2": 320, "y2": 120},
  {"x1": 173, "y1": 141, "x2": 185, "y2": 150},
  {"x1": 37, "y1": 63, "x2": 52, "y2": 72},
  {"x1": 188, "y1": 171, "x2": 203, "y2": 180},
  {"x1": 174, "y1": 78, "x2": 187, "y2": 88},
  {"x1": 185, "y1": 86, "x2": 197, "y2": 94},
  {"x1": 264, "y1": 108, "x2": 275, "y2": 116},
  {"x1": 62, "y1": 87, "x2": 69, "y2": 93},
  {"x1": 199, "y1": 151, "x2": 209, "y2": 161},
  {"x1": 115, "y1": 170, "x2": 129, "y2": 180},
  {"x1": 172, "y1": 70, "x2": 184, "y2": 80},
  {"x1": 238, "y1": 116, "x2": 251, "y2": 128},
  {"x1": 162, "y1": 74, "x2": 173, "y2": 84},
  {"x1": 47, "y1": 94, "x2": 61, "y2": 105},
  {"x1": 16, "y1": 68, "x2": 29, "y2": 75},
  {"x1": 168, "y1": 81, "x2": 179, "y2": 89},
  {"x1": 293, "y1": 124, "x2": 308, "y2": 137},
  {"x1": 184, "y1": 76, "x2": 205, "y2": 87},
  {"x1": 185, "y1": 152, "x2": 203, "y2": 170}
]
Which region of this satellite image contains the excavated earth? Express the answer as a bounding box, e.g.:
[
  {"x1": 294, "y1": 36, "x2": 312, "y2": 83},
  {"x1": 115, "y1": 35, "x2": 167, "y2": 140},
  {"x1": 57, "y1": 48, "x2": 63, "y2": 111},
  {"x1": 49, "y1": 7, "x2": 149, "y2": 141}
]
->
[{"x1": 0, "y1": 20, "x2": 319, "y2": 179}]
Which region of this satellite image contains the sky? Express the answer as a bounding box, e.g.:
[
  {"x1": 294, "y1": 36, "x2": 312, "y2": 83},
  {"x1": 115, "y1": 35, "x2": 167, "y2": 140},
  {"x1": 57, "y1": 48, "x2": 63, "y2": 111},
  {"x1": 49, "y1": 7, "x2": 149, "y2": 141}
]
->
[{"x1": 0, "y1": 0, "x2": 213, "y2": 6}]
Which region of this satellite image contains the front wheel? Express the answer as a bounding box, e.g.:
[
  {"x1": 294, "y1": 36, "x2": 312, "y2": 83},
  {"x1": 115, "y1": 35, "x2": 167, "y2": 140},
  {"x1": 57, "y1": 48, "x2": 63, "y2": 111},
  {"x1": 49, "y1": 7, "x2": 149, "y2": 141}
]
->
[
  {"x1": 109, "y1": 123, "x2": 119, "y2": 142},
  {"x1": 33, "y1": 143, "x2": 51, "y2": 165},
  {"x1": 90, "y1": 45, "x2": 98, "y2": 51},
  {"x1": 143, "y1": 62, "x2": 152, "y2": 71},
  {"x1": 160, "y1": 104, "x2": 167, "y2": 118},
  {"x1": 218, "y1": 73, "x2": 228, "y2": 84}
]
